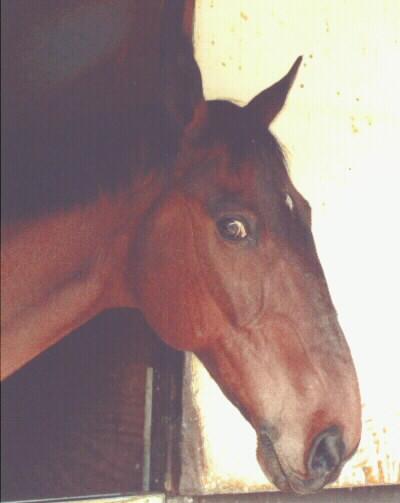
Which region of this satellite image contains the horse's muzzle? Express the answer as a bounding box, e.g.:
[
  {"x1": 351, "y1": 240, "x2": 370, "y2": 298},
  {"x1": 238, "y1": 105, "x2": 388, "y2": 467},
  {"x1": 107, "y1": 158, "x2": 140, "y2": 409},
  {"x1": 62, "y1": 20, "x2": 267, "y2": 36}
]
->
[{"x1": 257, "y1": 426, "x2": 345, "y2": 494}]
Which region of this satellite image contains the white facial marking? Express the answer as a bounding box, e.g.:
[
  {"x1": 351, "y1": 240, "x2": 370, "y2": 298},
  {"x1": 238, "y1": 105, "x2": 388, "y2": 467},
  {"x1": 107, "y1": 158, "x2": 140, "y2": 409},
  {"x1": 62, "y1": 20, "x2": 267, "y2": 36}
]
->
[{"x1": 285, "y1": 193, "x2": 294, "y2": 211}]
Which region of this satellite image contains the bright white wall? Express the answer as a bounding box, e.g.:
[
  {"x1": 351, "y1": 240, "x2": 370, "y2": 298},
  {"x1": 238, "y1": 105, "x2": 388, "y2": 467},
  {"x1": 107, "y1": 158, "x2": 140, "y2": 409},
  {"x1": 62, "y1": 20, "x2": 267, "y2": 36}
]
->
[{"x1": 187, "y1": 0, "x2": 400, "y2": 492}]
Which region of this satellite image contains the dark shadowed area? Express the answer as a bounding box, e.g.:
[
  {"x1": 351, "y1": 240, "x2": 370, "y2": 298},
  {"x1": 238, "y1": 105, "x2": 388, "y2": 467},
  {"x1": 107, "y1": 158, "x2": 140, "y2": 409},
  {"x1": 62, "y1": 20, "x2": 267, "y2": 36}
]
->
[
  {"x1": 1, "y1": 0, "x2": 183, "y2": 223},
  {"x1": 1, "y1": 309, "x2": 160, "y2": 500}
]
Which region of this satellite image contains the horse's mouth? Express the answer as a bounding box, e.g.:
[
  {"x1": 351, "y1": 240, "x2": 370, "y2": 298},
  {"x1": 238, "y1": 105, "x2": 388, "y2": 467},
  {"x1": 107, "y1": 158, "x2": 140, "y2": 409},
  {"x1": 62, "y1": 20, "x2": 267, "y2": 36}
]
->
[
  {"x1": 256, "y1": 431, "x2": 343, "y2": 495},
  {"x1": 256, "y1": 431, "x2": 292, "y2": 492}
]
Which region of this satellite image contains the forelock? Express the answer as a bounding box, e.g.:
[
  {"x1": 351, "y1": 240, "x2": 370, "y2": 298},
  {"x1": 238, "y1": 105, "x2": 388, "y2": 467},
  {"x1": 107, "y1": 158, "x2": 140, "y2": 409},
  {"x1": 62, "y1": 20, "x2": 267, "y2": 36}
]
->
[{"x1": 197, "y1": 100, "x2": 289, "y2": 184}]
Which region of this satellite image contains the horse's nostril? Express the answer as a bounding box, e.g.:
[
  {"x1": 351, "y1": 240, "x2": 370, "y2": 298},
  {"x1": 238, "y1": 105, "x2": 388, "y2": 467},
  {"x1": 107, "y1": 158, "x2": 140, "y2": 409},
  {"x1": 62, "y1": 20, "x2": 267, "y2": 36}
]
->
[{"x1": 308, "y1": 426, "x2": 345, "y2": 478}]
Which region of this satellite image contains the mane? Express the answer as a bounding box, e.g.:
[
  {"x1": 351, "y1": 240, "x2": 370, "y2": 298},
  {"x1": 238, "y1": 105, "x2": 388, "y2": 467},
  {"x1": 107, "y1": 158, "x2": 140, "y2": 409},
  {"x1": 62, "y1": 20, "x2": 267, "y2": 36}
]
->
[{"x1": 2, "y1": 103, "x2": 179, "y2": 223}]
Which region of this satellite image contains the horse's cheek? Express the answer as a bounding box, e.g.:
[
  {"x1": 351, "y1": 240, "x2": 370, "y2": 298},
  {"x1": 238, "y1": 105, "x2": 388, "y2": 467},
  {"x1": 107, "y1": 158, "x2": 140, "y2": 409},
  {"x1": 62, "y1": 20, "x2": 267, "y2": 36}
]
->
[
  {"x1": 131, "y1": 195, "x2": 209, "y2": 351},
  {"x1": 203, "y1": 245, "x2": 266, "y2": 329}
]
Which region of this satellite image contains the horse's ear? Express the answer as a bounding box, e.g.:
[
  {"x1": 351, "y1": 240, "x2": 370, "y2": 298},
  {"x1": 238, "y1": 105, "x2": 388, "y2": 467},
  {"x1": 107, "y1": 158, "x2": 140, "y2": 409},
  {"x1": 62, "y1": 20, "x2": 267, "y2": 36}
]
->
[
  {"x1": 245, "y1": 56, "x2": 302, "y2": 126},
  {"x1": 161, "y1": 0, "x2": 206, "y2": 129}
]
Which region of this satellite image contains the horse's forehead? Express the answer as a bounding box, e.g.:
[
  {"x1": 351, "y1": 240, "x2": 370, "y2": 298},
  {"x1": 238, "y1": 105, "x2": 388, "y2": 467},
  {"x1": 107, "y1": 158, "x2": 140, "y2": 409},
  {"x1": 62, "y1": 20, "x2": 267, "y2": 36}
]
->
[
  {"x1": 180, "y1": 134, "x2": 288, "y2": 211},
  {"x1": 215, "y1": 155, "x2": 260, "y2": 192},
  {"x1": 196, "y1": 141, "x2": 271, "y2": 180},
  {"x1": 214, "y1": 148, "x2": 286, "y2": 203}
]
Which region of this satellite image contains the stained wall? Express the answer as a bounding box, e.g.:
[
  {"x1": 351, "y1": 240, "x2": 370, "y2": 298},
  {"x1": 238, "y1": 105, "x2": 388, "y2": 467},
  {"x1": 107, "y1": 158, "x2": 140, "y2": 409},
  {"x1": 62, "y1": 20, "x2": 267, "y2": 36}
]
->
[{"x1": 180, "y1": 0, "x2": 400, "y2": 493}]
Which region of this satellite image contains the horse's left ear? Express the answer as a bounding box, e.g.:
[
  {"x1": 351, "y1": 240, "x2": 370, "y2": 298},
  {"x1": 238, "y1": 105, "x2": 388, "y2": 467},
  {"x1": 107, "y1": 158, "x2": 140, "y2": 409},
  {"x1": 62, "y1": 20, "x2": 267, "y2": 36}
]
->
[
  {"x1": 161, "y1": 0, "x2": 206, "y2": 129},
  {"x1": 245, "y1": 56, "x2": 302, "y2": 126}
]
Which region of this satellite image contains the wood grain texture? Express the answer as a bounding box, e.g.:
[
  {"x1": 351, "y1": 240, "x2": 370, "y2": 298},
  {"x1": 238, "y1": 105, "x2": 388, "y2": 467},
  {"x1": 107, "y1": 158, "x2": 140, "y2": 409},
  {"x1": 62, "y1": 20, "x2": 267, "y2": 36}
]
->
[{"x1": 1, "y1": 309, "x2": 160, "y2": 500}]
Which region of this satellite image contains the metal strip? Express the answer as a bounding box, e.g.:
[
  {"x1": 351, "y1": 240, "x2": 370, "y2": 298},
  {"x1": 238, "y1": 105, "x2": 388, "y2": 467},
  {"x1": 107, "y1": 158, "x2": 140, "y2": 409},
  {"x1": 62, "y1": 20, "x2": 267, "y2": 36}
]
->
[
  {"x1": 169, "y1": 485, "x2": 400, "y2": 503},
  {"x1": 143, "y1": 367, "x2": 155, "y2": 491},
  {"x1": 2, "y1": 493, "x2": 165, "y2": 503}
]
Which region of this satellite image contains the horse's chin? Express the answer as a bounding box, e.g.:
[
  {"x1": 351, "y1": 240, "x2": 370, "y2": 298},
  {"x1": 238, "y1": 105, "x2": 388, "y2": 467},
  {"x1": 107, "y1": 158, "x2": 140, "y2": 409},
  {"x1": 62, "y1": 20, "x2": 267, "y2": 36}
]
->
[
  {"x1": 256, "y1": 432, "x2": 292, "y2": 492},
  {"x1": 256, "y1": 432, "x2": 341, "y2": 495}
]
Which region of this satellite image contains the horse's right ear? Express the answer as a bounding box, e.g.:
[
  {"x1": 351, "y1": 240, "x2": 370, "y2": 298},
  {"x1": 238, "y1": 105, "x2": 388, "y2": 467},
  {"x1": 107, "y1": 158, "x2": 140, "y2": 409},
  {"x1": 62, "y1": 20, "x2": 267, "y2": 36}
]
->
[{"x1": 161, "y1": 0, "x2": 207, "y2": 129}]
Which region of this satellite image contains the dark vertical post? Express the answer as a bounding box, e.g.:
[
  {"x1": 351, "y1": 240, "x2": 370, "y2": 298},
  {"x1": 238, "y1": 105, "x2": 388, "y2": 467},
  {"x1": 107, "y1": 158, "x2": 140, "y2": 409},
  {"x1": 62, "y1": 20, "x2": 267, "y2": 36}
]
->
[{"x1": 149, "y1": 342, "x2": 184, "y2": 494}]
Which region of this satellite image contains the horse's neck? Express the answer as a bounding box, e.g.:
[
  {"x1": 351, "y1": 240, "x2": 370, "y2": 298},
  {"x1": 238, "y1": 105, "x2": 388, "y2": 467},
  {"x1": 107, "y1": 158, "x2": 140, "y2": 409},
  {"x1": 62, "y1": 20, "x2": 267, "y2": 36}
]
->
[{"x1": 1, "y1": 179, "x2": 162, "y2": 380}]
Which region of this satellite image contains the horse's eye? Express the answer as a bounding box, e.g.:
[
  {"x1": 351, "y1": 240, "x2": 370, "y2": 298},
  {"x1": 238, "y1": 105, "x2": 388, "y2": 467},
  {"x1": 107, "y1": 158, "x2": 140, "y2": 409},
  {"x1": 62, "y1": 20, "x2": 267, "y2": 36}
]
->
[{"x1": 217, "y1": 217, "x2": 249, "y2": 241}]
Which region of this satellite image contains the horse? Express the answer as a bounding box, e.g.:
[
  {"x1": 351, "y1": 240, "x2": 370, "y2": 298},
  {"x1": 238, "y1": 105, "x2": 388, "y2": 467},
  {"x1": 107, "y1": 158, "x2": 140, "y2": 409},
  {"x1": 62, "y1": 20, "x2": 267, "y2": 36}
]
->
[{"x1": 1, "y1": 0, "x2": 361, "y2": 495}]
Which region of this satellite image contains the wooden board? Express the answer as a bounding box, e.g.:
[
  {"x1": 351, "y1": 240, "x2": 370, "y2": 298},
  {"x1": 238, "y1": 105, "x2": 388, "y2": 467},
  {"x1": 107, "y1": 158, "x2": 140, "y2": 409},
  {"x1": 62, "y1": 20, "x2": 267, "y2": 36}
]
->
[{"x1": 1, "y1": 309, "x2": 157, "y2": 500}]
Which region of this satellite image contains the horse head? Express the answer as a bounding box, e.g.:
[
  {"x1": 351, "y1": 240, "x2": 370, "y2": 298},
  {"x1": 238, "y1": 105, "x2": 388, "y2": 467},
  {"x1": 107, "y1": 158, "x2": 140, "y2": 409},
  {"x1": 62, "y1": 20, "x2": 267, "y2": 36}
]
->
[{"x1": 131, "y1": 21, "x2": 361, "y2": 491}]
